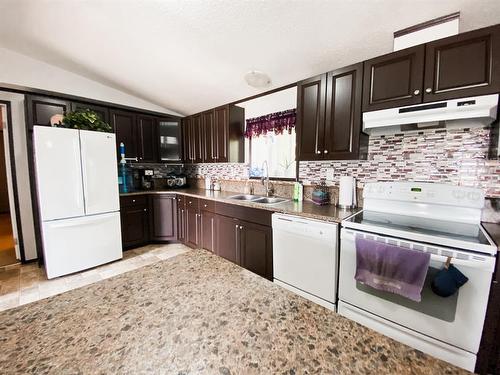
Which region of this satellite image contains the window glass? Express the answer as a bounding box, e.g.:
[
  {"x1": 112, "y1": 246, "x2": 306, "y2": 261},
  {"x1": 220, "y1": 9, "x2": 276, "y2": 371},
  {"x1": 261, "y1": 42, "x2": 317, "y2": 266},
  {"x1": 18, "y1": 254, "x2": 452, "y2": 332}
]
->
[{"x1": 249, "y1": 130, "x2": 296, "y2": 179}]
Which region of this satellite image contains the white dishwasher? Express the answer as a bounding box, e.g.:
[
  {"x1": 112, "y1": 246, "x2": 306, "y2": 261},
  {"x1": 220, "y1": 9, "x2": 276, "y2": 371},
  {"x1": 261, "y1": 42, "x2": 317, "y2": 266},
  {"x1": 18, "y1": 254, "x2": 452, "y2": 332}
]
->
[{"x1": 272, "y1": 213, "x2": 338, "y2": 310}]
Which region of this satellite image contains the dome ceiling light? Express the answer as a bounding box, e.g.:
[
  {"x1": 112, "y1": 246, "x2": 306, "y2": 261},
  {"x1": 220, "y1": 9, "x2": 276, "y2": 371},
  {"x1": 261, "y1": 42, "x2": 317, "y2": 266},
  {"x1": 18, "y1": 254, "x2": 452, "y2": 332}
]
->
[{"x1": 244, "y1": 70, "x2": 271, "y2": 89}]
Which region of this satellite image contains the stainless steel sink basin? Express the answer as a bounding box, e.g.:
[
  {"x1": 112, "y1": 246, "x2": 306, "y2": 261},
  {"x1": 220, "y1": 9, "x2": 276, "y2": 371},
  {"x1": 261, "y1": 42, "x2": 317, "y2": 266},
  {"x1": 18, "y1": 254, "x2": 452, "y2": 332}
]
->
[
  {"x1": 252, "y1": 197, "x2": 289, "y2": 205},
  {"x1": 227, "y1": 194, "x2": 262, "y2": 201}
]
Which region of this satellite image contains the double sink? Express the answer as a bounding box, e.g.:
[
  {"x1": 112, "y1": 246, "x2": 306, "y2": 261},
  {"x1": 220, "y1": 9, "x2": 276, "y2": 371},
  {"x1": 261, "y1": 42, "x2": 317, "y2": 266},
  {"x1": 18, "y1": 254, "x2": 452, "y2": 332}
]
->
[{"x1": 227, "y1": 194, "x2": 288, "y2": 205}]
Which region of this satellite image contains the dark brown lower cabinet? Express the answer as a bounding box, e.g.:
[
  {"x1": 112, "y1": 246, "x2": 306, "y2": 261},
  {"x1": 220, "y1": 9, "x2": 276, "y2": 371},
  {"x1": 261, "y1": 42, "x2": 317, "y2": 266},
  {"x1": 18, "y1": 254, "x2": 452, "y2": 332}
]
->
[
  {"x1": 239, "y1": 221, "x2": 273, "y2": 280},
  {"x1": 201, "y1": 210, "x2": 216, "y2": 252},
  {"x1": 149, "y1": 194, "x2": 177, "y2": 241},
  {"x1": 215, "y1": 215, "x2": 239, "y2": 264},
  {"x1": 185, "y1": 197, "x2": 200, "y2": 248},
  {"x1": 176, "y1": 195, "x2": 186, "y2": 243},
  {"x1": 119, "y1": 195, "x2": 149, "y2": 248}
]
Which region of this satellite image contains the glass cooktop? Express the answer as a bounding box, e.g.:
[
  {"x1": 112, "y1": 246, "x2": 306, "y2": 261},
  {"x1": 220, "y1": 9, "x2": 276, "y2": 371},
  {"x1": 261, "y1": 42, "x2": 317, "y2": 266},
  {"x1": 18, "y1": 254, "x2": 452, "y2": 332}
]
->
[{"x1": 344, "y1": 210, "x2": 493, "y2": 250}]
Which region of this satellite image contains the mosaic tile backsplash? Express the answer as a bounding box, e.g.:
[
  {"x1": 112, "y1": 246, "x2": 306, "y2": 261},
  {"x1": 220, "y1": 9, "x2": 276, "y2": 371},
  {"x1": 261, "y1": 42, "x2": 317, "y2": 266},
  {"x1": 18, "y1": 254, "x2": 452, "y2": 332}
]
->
[{"x1": 185, "y1": 125, "x2": 499, "y2": 198}]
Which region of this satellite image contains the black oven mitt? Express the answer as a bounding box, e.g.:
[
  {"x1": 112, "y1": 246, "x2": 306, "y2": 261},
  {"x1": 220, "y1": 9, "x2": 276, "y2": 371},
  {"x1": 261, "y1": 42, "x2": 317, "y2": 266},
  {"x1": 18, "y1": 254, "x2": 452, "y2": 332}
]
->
[{"x1": 431, "y1": 264, "x2": 469, "y2": 297}]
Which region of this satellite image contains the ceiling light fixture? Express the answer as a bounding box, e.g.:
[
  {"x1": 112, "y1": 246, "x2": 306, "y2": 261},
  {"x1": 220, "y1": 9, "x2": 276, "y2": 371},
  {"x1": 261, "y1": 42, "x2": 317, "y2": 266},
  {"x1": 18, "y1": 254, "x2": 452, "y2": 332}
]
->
[{"x1": 244, "y1": 70, "x2": 271, "y2": 89}]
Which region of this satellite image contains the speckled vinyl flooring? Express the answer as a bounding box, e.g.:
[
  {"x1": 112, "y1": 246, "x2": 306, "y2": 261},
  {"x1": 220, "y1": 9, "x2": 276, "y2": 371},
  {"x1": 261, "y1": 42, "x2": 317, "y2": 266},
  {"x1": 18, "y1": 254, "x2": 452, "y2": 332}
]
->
[
  {"x1": 0, "y1": 249, "x2": 468, "y2": 374},
  {"x1": 0, "y1": 243, "x2": 189, "y2": 311}
]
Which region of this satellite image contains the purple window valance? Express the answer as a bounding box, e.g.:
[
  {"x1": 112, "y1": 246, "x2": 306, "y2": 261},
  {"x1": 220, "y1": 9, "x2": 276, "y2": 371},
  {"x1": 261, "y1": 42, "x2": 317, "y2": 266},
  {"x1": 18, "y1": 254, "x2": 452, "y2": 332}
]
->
[{"x1": 244, "y1": 108, "x2": 296, "y2": 138}]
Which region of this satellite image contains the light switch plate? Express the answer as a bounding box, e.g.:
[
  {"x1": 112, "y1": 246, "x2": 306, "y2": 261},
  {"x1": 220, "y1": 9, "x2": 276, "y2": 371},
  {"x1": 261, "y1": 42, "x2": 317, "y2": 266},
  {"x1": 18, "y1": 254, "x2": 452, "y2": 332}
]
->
[{"x1": 326, "y1": 169, "x2": 334, "y2": 181}]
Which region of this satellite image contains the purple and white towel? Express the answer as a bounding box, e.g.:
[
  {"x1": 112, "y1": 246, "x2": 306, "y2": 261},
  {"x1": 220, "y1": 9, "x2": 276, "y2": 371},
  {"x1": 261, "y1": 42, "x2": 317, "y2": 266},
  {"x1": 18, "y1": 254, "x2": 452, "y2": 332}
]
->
[{"x1": 355, "y1": 237, "x2": 431, "y2": 302}]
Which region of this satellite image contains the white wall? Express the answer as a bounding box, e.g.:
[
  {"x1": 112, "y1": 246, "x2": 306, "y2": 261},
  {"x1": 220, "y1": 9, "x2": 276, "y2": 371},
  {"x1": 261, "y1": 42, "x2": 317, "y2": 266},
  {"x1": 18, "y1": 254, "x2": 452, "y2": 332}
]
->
[
  {"x1": 0, "y1": 92, "x2": 37, "y2": 260},
  {"x1": 0, "y1": 47, "x2": 180, "y2": 115},
  {"x1": 238, "y1": 87, "x2": 297, "y2": 119}
]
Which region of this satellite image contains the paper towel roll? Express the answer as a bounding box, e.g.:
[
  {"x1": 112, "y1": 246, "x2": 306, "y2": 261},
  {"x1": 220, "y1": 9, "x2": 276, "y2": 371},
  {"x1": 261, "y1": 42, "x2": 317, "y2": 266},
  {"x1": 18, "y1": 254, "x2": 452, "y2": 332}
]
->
[{"x1": 338, "y1": 176, "x2": 356, "y2": 207}]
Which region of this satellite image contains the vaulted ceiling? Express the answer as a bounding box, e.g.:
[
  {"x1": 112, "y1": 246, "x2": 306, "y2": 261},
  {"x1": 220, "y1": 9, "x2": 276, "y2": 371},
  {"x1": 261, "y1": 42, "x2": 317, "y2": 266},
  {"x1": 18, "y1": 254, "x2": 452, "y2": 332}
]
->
[{"x1": 1, "y1": 0, "x2": 500, "y2": 116}]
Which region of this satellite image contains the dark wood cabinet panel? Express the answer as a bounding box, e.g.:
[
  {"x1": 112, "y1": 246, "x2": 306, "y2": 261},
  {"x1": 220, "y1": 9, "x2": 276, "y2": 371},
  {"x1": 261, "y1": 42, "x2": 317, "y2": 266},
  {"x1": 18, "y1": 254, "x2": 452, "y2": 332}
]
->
[
  {"x1": 176, "y1": 195, "x2": 186, "y2": 243},
  {"x1": 181, "y1": 117, "x2": 192, "y2": 163},
  {"x1": 296, "y1": 74, "x2": 327, "y2": 160},
  {"x1": 185, "y1": 197, "x2": 200, "y2": 248},
  {"x1": 424, "y1": 24, "x2": 500, "y2": 102},
  {"x1": 239, "y1": 221, "x2": 273, "y2": 280},
  {"x1": 363, "y1": 45, "x2": 425, "y2": 111},
  {"x1": 70, "y1": 102, "x2": 109, "y2": 123},
  {"x1": 120, "y1": 204, "x2": 149, "y2": 248},
  {"x1": 110, "y1": 109, "x2": 137, "y2": 160},
  {"x1": 227, "y1": 105, "x2": 245, "y2": 163},
  {"x1": 200, "y1": 210, "x2": 216, "y2": 252},
  {"x1": 149, "y1": 194, "x2": 177, "y2": 241},
  {"x1": 214, "y1": 106, "x2": 229, "y2": 162},
  {"x1": 137, "y1": 115, "x2": 158, "y2": 162},
  {"x1": 27, "y1": 96, "x2": 70, "y2": 127},
  {"x1": 202, "y1": 110, "x2": 216, "y2": 163},
  {"x1": 192, "y1": 114, "x2": 204, "y2": 163},
  {"x1": 215, "y1": 214, "x2": 239, "y2": 264},
  {"x1": 324, "y1": 63, "x2": 367, "y2": 160}
]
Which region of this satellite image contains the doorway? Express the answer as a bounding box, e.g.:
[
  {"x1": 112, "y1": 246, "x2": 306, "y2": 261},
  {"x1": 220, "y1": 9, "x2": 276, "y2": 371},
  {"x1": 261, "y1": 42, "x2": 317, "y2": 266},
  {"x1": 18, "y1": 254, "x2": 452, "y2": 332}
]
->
[{"x1": 0, "y1": 105, "x2": 19, "y2": 266}]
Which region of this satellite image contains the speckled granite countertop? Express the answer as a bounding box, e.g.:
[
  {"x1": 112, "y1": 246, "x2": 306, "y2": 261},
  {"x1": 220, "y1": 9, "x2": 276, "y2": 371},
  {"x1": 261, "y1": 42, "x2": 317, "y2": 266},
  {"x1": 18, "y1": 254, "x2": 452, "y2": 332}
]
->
[
  {"x1": 121, "y1": 188, "x2": 359, "y2": 223},
  {"x1": 0, "y1": 250, "x2": 467, "y2": 374}
]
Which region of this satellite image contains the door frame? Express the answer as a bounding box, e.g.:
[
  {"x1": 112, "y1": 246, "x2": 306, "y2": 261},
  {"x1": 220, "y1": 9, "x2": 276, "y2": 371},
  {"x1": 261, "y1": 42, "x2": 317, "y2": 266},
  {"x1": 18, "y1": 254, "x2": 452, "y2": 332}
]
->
[{"x1": 0, "y1": 101, "x2": 25, "y2": 263}]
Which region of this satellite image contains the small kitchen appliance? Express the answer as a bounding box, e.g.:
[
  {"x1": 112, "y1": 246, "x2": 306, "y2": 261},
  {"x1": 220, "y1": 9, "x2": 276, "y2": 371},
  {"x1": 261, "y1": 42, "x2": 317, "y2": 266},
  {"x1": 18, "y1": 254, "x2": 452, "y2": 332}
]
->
[
  {"x1": 140, "y1": 169, "x2": 154, "y2": 190},
  {"x1": 339, "y1": 182, "x2": 496, "y2": 371}
]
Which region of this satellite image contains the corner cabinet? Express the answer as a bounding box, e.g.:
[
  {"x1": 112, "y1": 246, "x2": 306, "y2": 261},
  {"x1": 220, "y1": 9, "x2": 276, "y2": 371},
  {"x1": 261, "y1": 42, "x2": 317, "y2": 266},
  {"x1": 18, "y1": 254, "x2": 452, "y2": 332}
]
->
[
  {"x1": 149, "y1": 194, "x2": 177, "y2": 241},
  {"x1": 363, "y1": 24, "x2": 500, "y2": 111},
  {"x1": 297, "y1": 64, "x2": 367, "y2": 161}
]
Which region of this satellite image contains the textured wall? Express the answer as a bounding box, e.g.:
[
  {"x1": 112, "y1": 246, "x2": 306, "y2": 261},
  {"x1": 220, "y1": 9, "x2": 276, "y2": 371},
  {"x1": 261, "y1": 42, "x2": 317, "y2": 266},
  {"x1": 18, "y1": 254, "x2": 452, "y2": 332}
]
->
[{"x1": 185, "y1": 126, "x2": 500, "y2": 198}]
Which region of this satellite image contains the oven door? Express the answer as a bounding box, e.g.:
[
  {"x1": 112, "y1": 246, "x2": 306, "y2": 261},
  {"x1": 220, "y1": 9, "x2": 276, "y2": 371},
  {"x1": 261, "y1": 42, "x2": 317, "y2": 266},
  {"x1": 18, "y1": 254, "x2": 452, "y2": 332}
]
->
[{"x1": 339, "y1": 228, "x2": 495, "y2": 354}]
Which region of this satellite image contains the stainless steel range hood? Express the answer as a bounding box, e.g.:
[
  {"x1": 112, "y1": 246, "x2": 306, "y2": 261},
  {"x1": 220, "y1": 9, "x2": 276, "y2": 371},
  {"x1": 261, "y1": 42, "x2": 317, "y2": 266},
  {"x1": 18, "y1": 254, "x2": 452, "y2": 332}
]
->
[{"x1": 363, "y1": 94, "x2": 499, "y2": 135}]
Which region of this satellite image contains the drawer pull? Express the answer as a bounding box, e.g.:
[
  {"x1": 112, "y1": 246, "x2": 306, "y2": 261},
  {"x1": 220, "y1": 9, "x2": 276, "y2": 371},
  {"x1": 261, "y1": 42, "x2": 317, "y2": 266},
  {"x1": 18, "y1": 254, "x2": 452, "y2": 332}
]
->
[{"x1": 132, "y1": 199, "x2": 136, "y2": 203}]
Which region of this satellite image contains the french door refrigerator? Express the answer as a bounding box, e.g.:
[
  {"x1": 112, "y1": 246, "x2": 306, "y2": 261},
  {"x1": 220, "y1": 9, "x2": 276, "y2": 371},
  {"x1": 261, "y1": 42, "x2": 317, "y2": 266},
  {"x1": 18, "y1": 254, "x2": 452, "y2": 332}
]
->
[{"x1": 33, "y1": 126, "x2": 122, "y2": 279}]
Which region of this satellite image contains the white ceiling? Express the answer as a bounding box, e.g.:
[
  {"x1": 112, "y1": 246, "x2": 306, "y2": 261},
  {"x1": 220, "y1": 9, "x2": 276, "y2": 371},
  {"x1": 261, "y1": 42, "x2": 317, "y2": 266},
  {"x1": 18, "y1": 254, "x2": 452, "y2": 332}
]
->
[{"x1": 1, "y1": 0, "x2": 500, "y2": 116}]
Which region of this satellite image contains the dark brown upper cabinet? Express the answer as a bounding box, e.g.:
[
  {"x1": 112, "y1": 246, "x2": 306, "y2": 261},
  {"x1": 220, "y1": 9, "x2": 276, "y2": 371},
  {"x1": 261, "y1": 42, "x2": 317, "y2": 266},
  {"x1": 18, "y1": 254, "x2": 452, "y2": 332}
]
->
[
  {"x1": 296, "y1": 74, "x2": 327, "y2": 161},
  {"x1": 214, "y1": 106, "x2": 229, "y2": 162},
  {"x1": 136, "y1": 115, "x2": 158, "y2": 163},
  {"x1": 192, "y1": 114, "x2": 204, "y2": 163},
  {"x1": 149, "y1": 194, "x2": 177, "y2": 241},
  {"x1": 324, "y1": 63, "x2": 367, "y2": 159},
  {"x1": 26, "y1": 96, "x2": 71, "y2": 128},
  {"x1": 202, "y1": 110, "x2": 216, "y2": 163},
  {"x1": 70, "y1": 102, "x2": 109, "y2": 123},
  {"x1": 363, "y1": 45, "x2": 425, "y2": 112},
  {"x1": 182, "y1": 105, "x2": 244, "y2": 164},
  {"x1": 423, "y1": 24, "x2": 500, "y2": 102},
  {"x1": 110, "y1": 109, "x2": 137, "y2": 160},
  {"x1": 297, "y1": 66, "x2": 366, "y2": 161}
]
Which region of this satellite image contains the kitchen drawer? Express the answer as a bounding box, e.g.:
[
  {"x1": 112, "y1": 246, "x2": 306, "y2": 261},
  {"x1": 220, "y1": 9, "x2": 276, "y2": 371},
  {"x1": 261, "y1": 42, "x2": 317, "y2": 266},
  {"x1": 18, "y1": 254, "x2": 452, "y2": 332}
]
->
[
  {"x1": 216, "y1": 202, "x2": 272, "y2": 227},
  {"x1": 185, "y1": 196, "x2": 199, "y2": 210},
  {"x1": 200, "y1": 199, "x2": 215, "y2": 212},
  {"x1": 120, "y1": 194, "x2": 148, "y2": 208}
]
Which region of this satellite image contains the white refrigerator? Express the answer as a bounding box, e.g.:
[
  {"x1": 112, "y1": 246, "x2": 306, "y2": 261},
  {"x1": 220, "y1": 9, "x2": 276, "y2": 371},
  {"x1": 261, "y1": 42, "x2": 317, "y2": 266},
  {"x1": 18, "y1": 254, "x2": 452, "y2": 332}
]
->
[{"x1": 33, "y1": 126, "x2": 122, "y2": 279}]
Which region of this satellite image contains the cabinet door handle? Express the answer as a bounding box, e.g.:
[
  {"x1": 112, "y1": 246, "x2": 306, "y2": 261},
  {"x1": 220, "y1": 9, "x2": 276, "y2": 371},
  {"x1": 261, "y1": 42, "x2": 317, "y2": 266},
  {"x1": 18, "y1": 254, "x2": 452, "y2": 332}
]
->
[
  {"x1": 235, "y1": 224, "x2": 238, "y2": 229},
  {"x1": 239, "y1": 226, "x2": 243, "y2": 230},
  {"x1": 132, "y1": 199, "x2": 136, "y2": 203},
  {"x1": 323, "y1": 150, "x2": 328, "y2": 154},
  {"x1": 316, "y1": 150, "x2": 321, "y2": 154},
  {"x1": 413, "y1": 89, "x2": 420, "y2": 95},
  {"x1": 143, "y1": 208, "x2": 147, "y2": 212},
  {"x1": 425, "y1": 88, "x2": 432, "y2": 93},
  {"x1": 204, "y1": 204, "x2": 208, "y2": 208}
]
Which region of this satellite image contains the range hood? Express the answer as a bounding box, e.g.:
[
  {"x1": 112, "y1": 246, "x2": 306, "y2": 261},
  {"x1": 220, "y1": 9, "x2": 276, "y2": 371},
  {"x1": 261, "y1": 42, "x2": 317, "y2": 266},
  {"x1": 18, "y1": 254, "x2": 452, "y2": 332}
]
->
[{"x1": 363, "y1": 94, "x2": 499, "y2": 135}]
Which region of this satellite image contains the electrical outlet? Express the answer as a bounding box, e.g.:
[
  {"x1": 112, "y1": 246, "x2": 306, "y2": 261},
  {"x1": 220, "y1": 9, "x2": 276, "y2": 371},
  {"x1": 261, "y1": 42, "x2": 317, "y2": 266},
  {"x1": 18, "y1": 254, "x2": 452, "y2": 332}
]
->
[{"x1": 326, "y1": 169, "x2": 334, "y2": 181}]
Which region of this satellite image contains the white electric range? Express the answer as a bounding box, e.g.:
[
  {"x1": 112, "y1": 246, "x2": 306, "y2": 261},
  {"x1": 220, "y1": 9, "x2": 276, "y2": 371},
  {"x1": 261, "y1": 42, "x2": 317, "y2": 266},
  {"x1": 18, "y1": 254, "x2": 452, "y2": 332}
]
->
[{"x1": 338, "y1": 182, "x2": 497, "y2": 372}]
